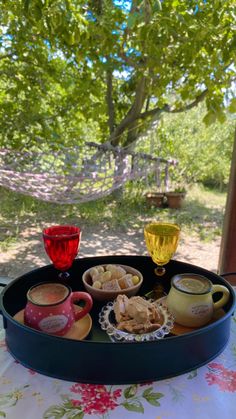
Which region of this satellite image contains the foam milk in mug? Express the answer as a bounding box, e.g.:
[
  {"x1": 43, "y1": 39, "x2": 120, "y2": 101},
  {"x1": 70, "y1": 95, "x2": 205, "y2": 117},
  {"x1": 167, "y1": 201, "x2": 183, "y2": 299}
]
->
[
  {"x1": 24, "y1": 282, "x2": 93, "y2": 336},
  {"x1": 166, "y1": 273, "x2": 230, "y2": 327}
]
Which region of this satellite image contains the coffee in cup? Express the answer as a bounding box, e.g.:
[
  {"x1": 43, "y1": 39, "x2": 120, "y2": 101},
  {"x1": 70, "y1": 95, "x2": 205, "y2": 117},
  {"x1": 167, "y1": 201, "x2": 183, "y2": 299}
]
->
[{"x1": 24, "y1": 282, "x2": 93, "y2": 336}]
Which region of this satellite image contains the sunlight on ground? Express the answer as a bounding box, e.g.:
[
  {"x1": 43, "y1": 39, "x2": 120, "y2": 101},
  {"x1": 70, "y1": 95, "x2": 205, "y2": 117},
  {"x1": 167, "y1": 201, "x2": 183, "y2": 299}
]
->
[{"x1": 0, "y1": 184, "x2": 226, "y2": 279}]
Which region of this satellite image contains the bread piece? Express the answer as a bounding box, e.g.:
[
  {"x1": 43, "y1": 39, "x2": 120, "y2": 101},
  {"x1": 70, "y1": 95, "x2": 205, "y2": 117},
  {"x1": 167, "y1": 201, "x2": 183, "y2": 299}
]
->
[
  {"x1": 102, "y1": 278, "x2": 121, "y2": 291},
  {"x1": 92, "y1": 280, "x2": 102, "y2": 289},
  {"x1": 127, "y1": 300, "x2": 149, "y2": 324},
  {"x1": 117, "y1": 319, "x2": 142, "y2": 333},
  {"x1": 110, "y1": 266, "x2": 127, "y2": 280},
  {"x1": 118, "y1": 274, "x2": 133, "y2": 289},
  {"x1": 114, "y1": 295, "x2": 130, "y2": 322},
  {"x1": 118, "y1": 277, "x2": 127, "y2": 289},
  {"x1": 114, "y1": 295, "x2": 163, "y2": 334},
  {"x1": 90, "y1": 267, "x2": 99, "y2": 279},
  {"x1": 126, "y1": 296, "x2": 153, "y2": 324},
  {"x1": 105, "y1": 264, "x2": 118, "y2": 272},
  {"x1": 92, "y1": 271, "x2": 112, "y2": 284}
]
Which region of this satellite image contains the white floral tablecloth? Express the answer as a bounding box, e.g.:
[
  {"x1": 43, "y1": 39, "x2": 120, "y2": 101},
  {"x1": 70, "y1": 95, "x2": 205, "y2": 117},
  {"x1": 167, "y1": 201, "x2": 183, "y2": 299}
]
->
[{"x1": 0, "y1": 312, "x2": 236, "y2": 419}]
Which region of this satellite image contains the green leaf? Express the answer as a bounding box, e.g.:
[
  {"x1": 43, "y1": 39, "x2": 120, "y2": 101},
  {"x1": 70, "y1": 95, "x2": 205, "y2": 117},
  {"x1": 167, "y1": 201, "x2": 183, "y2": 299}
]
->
[
  {"x1": 63, "y1": 31, "x2": 75, "y2": 46},
  {"x1": 145, "y1": 396, "x2": 161, "y2": 407},
  {"x1": 216, "y1": 110, "x2": 226, "y2": 124},
  {"x1": 142, "y1": 389, "x2": 164, "y2": 406},
  {"x1": 203, "y1": 111, "x2": 217, "y2": 126},
  {"x1": 229, "y1": 98, "x2": 236, "y2": 114},
  {"x1": 63, "y1": 401, "x2": 75, "y2": 409},
  {"x1": 43, "y1": 405, "x2": 66, "y2": 419},
  {"x1": 31, "y1": 4, "x2": 43, "y2": 21},
  {"x1": 65, "y1": 411, "x2": 84, "y2": 419},
  {"x1": 142, "y1": 387, "x2": 154, "y2": 397},
  {"x1": 60, "y1": 395, "x2": 71, "y2": 402},
  {"x1": 127, "y1": 12, "x2": 139, "y2": 29},
  {"x1": 24, "y1": 0, "x2": 31, "y2": 15},
  {"x1": 143, "y1": 388, "x2": 164, "y2": 399},
  {"x1": 0, "y1": 412, "x2": 6, "y2": 418},
  {"x1": 0, "y1": 395, "x2": 17, "y2": 408},
  {"x1": 172, "y1": 0, "x2": 180, "y2": 7},
  {"x1": 72, "y1": 414, "x2": 84, "y2": 419},
  {"x1": 153, "y1": 0, "x2": 162, "y2": 12},
  {"x1": 232, "y1": 344, "x2": 236, "y2": 357},
  {"x1": 187, "y1": 369, "x2": 198, "y2": 379},
  {"x1": 180, "y1": 89, "x2": 192, "y2": 100},
  {"x1": 122, "y1": 400, "x2": 144, "y2": 413},
  {"x1": 124, "y1": 385, "x2": 138, "y2": 398}
]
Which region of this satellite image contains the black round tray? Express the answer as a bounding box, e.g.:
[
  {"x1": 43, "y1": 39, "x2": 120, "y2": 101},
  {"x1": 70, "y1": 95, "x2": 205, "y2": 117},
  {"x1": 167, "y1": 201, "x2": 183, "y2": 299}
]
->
[{"x1": 0, "y1": 255, "x2": 235, "y2": 384}]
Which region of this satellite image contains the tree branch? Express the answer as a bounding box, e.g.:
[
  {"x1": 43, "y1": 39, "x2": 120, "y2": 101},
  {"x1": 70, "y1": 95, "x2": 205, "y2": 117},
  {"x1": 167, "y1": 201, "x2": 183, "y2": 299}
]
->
[
  {"x1": 138, "y1": 104, "x2": 169, "y2": 120},
  {"x1": 168, "y1": 89, "x2": 208, "y2": 113},
  {"x1": 106, "y1": 66, "x2": 115, "y2": 134},
  {"x1": 118, "y1": 1, "x2": 142, "y2": 69},
  {"x1": 109, "y1": 76, "x2": 147, "y2": 145},
  {"x1": 117, "y1": 49, "x2": 143, "y2": 68},
  {"x1": 137, "y1": 89, "x2": 208, "y2": 121},
  {"x1": 145, "y1": 96, "x2": 150, "y2": 112}
]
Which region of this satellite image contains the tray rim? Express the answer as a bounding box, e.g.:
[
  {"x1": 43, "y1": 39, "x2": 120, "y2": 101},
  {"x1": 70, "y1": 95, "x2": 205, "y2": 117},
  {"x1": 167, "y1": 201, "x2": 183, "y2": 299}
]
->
[{"x1": 6, "y1": 337, "x2": 230, "y2": 385}]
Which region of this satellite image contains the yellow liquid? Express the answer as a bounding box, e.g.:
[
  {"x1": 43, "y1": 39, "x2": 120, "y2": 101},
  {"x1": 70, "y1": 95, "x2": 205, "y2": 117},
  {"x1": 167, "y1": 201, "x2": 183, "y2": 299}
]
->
[{"x1": 144, "y1": 223, "x2": 180, "y2": 266}]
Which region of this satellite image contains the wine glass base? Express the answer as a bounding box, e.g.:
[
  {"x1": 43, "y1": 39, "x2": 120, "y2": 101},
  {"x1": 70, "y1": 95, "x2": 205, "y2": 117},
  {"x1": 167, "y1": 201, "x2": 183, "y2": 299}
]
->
[
  {"x1": 154, "y1": 267, "x2": 166, "y2": 276},
  {"x1": 58, "y1": 271, "x2": 70, "y2": 280}
]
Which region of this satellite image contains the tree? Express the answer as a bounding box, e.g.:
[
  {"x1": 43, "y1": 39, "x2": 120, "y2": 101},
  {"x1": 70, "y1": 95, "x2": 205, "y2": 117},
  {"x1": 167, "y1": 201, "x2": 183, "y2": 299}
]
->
[
  {"x1": 0, "y1": 0, "x2": 235, "y2": 150},
  {"x1": 149, "y1": 105, "x2": 235, "y2": 190}
]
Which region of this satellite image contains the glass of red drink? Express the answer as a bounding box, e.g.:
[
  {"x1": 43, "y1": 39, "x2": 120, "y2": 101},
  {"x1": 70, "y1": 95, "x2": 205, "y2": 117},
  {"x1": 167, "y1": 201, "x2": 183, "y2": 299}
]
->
[{"x1": 42, "y1": 225, "x2": 81, "y2": 279}]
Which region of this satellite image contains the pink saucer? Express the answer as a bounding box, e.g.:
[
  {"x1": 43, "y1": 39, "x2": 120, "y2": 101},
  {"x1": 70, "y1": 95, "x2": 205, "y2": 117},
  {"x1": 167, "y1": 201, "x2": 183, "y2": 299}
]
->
[{"x1": 13, "y1": 305, "x2": 92, "y2": 341}]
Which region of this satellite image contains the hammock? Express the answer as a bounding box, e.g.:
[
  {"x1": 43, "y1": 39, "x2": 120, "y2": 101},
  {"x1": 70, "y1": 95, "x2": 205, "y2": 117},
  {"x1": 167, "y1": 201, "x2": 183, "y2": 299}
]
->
[{"x1": 0, "y1": 142, "x2": 177, "y2": 204}]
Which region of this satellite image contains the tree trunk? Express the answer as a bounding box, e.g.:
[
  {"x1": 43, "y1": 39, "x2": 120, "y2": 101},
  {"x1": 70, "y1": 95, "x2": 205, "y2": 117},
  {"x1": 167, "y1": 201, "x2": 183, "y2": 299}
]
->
[{"x1": 218, "y1": 125, "x2": 236, "y2": 284}]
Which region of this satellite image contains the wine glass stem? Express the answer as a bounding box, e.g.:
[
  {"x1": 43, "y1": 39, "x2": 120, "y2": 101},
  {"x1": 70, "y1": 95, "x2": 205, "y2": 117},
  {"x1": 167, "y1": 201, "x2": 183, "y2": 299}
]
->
[
  {"x1": 154, "y1": 266, "x2": 166, "y2": 276},
  {"x1": 153, "y1": 267, "x2": 166, "y2": 298}
]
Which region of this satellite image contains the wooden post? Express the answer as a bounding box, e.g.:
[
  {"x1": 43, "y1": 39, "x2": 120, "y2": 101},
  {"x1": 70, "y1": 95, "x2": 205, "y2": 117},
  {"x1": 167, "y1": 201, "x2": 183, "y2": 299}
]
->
[{"x1": 218, "y1": 125, "x2": 236, "y2": 284}]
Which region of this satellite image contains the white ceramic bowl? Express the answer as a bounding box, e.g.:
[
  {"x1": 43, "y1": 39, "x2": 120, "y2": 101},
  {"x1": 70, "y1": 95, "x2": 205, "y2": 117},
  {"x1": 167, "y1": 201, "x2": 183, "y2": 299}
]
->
[{"x1": 82, "y1": 264, "x2": 143, "y2": 302}]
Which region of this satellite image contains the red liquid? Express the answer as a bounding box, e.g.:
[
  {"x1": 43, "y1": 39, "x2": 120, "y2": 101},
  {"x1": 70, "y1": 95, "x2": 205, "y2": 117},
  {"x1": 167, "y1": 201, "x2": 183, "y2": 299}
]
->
[{"x1": 43, "y1": 225, "x2": 81, "y2": 271}]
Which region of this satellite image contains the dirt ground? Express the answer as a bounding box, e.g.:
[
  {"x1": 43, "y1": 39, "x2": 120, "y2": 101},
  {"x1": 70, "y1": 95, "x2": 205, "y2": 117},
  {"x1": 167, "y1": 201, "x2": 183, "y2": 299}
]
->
[{"x1": 0, "y1": 226, "x2": 221, "y2": 281}]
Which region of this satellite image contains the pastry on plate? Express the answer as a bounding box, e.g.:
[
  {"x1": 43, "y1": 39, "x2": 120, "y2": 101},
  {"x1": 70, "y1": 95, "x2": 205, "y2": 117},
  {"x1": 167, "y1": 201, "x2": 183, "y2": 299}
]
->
[{"x1": 113, "y1": 295, "x2": 164, "y2": 334}]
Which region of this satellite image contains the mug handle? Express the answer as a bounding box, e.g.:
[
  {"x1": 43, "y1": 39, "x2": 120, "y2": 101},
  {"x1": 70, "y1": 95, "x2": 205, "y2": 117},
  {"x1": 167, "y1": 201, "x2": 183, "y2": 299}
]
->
[
  {"x1": 70, "y1": 292, "x2": 93, "y2": 321},
  {"x1": 212, "y1": 285, "x2": 230, "y2": 310}
]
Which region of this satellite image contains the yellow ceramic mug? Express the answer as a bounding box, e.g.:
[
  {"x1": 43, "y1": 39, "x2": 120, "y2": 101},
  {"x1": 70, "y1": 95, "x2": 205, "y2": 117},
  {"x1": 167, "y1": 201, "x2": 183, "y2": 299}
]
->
[{"x1": 166, "y1": 273, "x2": 230, "y2": 327}]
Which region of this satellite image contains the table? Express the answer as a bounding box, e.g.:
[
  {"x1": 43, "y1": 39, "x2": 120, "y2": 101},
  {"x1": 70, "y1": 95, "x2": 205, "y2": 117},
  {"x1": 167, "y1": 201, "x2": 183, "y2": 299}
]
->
[
  {"x1": 0, "y1": 260, "x2": 236, "y2": 419},
  {"x1": 0, "y1": 318, "x2": 236, "y2": 419}
]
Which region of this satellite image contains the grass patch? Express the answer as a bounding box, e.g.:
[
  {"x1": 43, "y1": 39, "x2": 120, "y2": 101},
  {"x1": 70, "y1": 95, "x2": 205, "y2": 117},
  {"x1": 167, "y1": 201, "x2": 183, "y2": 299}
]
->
[{"x1": 0, "y1": 183, "x2": 226, "y2": 251}]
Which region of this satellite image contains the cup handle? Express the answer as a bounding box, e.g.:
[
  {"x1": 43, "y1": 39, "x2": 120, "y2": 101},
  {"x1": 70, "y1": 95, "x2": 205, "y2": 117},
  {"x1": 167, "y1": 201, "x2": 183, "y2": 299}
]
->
[
  {"x1": 70, "y1": 292, "x2": 93, "y2": 321},
  {"x1": 212, "y1": 285, "x2": 230, "y2": 310}
]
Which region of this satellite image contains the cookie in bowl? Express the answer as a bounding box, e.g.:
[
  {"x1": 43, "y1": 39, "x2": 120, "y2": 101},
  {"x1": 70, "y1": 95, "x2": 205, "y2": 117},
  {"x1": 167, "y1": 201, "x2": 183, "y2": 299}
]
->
[
  {"x1": 99, "y1": 295, "x2": 174, "y2": 342},
  {"x1": 82, "y1": 264, "x2": 143, "y2": 301}
]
